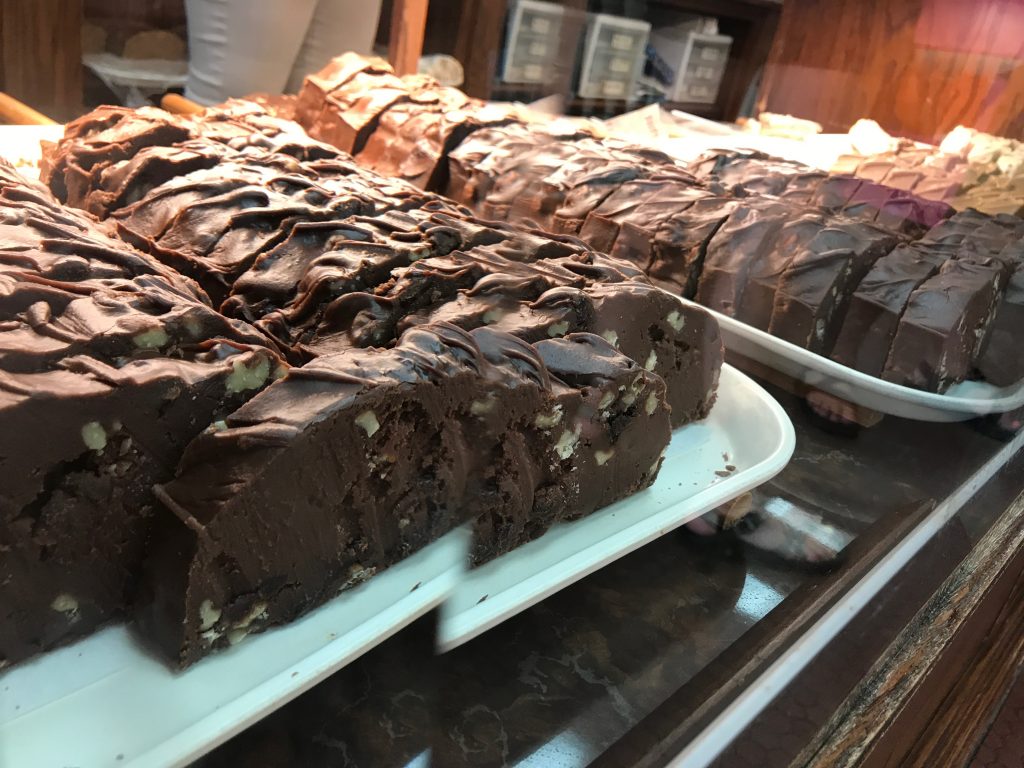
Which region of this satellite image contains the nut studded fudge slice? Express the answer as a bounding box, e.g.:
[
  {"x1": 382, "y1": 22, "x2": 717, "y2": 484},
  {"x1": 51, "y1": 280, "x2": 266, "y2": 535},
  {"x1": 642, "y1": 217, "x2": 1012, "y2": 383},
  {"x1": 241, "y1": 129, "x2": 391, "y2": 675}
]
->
[
  {"x1": 830, "y1": 243, "x2": 954, "y2": 377},
  {"x1": 882, "y1": 258, "x2": 1006, "y2": 391},
  {"x1": 0, "y1": 166, "x2": 284, "y2": 668},
  {"x1": 694, "y1": 197, "x2": 800, "y2": 316},
  {"x1": 137, "y1": 323, "x2": 671, "y2": 666},
  {"x1": 472, "y1": 330, "x2": 671, "y2": 562},
  {"x1": 768, "y1": 221, "x2": 900, "y2": 353}
]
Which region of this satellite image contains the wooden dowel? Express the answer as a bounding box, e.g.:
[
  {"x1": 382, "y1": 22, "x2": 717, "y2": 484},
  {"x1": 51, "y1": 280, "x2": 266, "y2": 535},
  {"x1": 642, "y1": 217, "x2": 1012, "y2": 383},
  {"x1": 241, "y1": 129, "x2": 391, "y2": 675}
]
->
[
  {"x1": 161, "y1": 93, "x2": 204, "y2": 116},
  {"x1": 0, "y1": 93, "x2": 57, "y2": 126},
  {"x1": 388, "y1": 0, "x2": 430, "y2": 76}
]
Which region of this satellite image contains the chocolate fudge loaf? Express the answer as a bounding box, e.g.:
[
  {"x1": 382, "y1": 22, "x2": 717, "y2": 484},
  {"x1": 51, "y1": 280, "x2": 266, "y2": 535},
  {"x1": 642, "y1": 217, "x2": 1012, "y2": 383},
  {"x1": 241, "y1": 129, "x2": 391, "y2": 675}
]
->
[
  {"x1": 882, "y1": 258, "x2": 1006, "y2": 391},
  {"x1": 446, "y1": 123, "x2": 588, "y2": 210},
  {"x1": 138, "y1": 323, "x2": 670, "y2": 666},
  {"x1": 357, "y1": 94, "x2": 523, "y2": 192},
  {"x1": 43, "y1": 108, "x2": 451, "y2": 305},
  {"x1": 274, "y1": 239, "x2": 722, "y2": 424},
  {"x1": 768, "y1": 221, "x2": 899, "y2": 353},
  {"x1": 0, "y1": 162, "x2": 283, "y2": 668}
]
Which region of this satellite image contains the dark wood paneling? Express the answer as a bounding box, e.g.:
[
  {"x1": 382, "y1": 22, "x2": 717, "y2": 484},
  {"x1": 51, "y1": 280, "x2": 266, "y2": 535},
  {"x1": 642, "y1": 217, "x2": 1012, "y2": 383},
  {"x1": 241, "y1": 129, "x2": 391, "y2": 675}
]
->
[
  {"x1": 0, "y1": 0, "x2": 83, "y2": 121},
  {"x1": 797, "y1": 491, "x2": 1024, "y2": 768},
  {"x1": 759, "y1": 0, "x2": 1024, "y2": 142}
]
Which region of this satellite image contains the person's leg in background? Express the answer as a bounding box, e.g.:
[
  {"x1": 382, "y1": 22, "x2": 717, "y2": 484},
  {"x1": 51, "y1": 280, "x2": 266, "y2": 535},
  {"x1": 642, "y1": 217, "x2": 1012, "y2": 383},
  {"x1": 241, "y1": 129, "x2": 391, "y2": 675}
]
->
[
  {"x1": 185, "y1": 0, "x2": 319, "y2": 104},
  {"x1": 284, "y1": 0, "x2": 384, "y2": 94}
]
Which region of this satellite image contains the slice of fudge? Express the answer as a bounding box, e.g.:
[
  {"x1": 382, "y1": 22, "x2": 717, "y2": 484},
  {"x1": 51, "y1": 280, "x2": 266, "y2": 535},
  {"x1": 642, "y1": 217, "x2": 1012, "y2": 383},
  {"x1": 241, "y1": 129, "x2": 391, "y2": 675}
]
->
[
  {"x1": 830, "y1": 243, "x2": 953, "y2": 377},
  {"x1": 357, "y1": 96, "x2": 523, "y2": 192},
  {"x1": 473, "y1": 330, "x2": 670, "y2": 561},
  {"x1": 646, "y1": 195, "x2": 740, "y2": 298},
  {"x1": 735, "y1": 214, "x2": 828, "y2": 331},
  {"x1": 768, "y1": 221, "x2": 899, "y2": 353},
  {"x1": 883, "y1": 258, "x2": 1006, "y2": 391},
  {"x1": 977, "y1": 262, "x2": 1024, "y2": 386},
  {"x1": 694, "y1": 198, "x2": 797, "y2": 316}
]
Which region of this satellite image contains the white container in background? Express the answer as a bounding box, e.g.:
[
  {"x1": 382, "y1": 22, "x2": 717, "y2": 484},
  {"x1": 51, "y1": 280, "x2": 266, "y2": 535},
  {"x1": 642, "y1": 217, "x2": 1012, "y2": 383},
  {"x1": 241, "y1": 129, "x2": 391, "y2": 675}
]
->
[
  {"x1": 577, "y1": 13, "x2": 651, "y2": 99},
  {"x1": 650, "y1": 27, "x2": 733, "y2": 104},
  {"x1": 501, "y1": 0, "x2": 566, "y2": 85}
]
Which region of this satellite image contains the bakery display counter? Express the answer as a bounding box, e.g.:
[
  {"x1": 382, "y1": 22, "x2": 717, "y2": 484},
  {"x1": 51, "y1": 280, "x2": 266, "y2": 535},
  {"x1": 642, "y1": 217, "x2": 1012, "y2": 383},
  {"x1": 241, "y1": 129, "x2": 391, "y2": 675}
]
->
[{"x1": 2, "y1": 42, "x2": 1023, "y2": 766}]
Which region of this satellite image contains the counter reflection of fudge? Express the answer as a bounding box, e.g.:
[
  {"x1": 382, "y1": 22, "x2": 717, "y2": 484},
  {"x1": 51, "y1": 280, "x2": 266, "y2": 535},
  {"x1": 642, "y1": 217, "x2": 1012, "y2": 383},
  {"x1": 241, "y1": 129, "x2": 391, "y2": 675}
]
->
[
  {"x1": 0, "y1": 161, "x2": 284, "y2": 668},
  {"x1": 139, "y1": 323, "x2": 670, "y2": 666},
  {"x1": 768, "y1": 222, "x2": 899, "y2": 353},
  {"x1": 883, "y1": 258, "x2": 1006, "y2": 391}
]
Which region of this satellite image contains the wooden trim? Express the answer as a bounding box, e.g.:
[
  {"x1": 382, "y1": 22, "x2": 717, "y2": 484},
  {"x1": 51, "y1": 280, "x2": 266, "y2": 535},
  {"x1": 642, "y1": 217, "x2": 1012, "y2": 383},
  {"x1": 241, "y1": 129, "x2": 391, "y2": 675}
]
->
[
  {"x1": 796, "y1": 491, "x2": 1024, "y2": 768},
  {"x1": 0, "y1": 91, "x2": 57, "y2": 125},
  {"x1": 903, "y1": 575, "x2": 1024, "y2": 768},
  {"x1": 388, "y1": 0, "x2": 430, "y2": 76}
]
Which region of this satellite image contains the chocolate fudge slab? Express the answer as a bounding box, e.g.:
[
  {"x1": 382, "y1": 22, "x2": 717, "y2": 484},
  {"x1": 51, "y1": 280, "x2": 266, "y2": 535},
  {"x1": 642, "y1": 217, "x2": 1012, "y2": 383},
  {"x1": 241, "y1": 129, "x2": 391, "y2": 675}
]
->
[
  {"x1": 473, "y1": 331, "x2": 671, "y2": 561},
  {"x1": 308, "y1": 71, "x2": 412, "y2": 154},
  {"x1": 647, "y1": 196, "x2": 740, "y2": 298},
  {"x1": 137, "y1": 323, "x2": 671, "y2": 665},
  {"x1": 830, "y1": 243, "x2": 952, "y2": 377},
  {"x1": 578, "y1": 179, "x2": 699, "y2": 256},
  {"x1": 357, "y1": 96, "x2": 522, "y2": 192},
  {"x1": 0, "y1": 162, "x2": 284, "y2": 667},
  {"x1": 735, "y1": 214, "x2": 828, "y2": 331},
  {"x1": 977, "y1": 263, "x2": 1024, "y2": 386},
  {"x1": 768, "y1": 222, "x2": 899, "y2": 353},
  {"x1": 883, "y1": 258, "x2": 1006, "y2": 391},
  {"x1": 693, "y1": 199, "x2": 796, "y2": 316}
]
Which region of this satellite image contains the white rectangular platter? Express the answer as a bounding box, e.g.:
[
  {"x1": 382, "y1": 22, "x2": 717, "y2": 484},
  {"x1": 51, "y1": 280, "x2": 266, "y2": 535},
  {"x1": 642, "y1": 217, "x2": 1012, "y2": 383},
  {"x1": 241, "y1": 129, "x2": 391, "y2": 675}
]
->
[
  {"x1": 713, "y1": 308, "x2": 1024, "y2": 422},
  {"x1": 0, "y1": 527, "x2": 469, "y2": 768},
  {"x1": 437, "y1": 363, "x2": 795, "y2": 650}
]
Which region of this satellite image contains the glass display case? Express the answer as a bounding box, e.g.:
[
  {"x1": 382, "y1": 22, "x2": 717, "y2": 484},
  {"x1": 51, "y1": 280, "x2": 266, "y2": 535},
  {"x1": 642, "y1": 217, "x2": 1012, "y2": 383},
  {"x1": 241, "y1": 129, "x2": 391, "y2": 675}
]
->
[{"x1": 1, "y1": 1, "x2": 1023, "y2": 767}]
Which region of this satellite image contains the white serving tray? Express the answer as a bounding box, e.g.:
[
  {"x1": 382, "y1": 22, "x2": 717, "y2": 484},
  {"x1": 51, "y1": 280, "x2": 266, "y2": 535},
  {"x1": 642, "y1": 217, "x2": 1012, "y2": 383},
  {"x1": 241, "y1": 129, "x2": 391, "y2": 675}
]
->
[
  {"x1": 0, "y1": 527, "x2": 469, "y2": 768},
  {"x1": 712, "y1": 308, "x2": 1024, "y2": 422},
  {"x1": 438, "y1": 363, "x2": 795, "y2": 649}
]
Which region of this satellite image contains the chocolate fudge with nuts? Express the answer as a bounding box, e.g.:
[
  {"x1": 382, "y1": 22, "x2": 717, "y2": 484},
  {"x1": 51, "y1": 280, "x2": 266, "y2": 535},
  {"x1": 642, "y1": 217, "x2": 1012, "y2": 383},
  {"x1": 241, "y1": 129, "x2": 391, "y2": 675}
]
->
[
  {"x1": 0, "y1": 161, "x2": 284, "y2": 668},
  {"x1": 140, "y1": 323, "x2": 670, "y2": 666}
]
